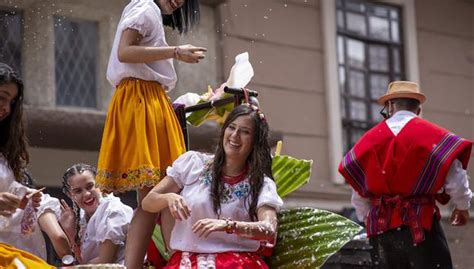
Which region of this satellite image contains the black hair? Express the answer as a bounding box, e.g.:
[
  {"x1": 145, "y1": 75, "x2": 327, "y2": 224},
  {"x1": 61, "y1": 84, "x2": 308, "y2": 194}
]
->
[
  {"x1": 211, "y1": 105, "x2": 272, "y2": 221},
  {"x1": 61, "y1": 163, "x2": 97, "y2": 246},
  {"x1": 391, "y1": 98, "x2": 421, "y2": 112},
  {"x1": 160, "y1": 0, "x2": 200, "y2": 34},
  {"x1": 0, "y1": 62, "x2": 28, "y2": 179}
]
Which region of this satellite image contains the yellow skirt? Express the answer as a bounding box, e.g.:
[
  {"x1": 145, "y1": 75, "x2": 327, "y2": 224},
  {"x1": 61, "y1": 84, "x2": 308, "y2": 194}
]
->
[
  {"x1": 0, "y1": 243, "x2": 54, "y2": 269},
  {"x1": 97, "y1": 78, "x2": 185, "y2": 192}
]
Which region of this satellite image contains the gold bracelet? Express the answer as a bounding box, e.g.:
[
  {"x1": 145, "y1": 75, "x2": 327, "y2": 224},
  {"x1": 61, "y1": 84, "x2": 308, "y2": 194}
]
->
[
  {"x1": 173, "y1": 47, "x2": 181, "y2": 60},
  {"x1": 224, "y1": 218, "x2": 237, "y2": 234}
]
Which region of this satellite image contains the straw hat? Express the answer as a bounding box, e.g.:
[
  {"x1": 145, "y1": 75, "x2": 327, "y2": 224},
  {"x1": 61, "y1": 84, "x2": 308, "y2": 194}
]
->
[{"x1": 377, "y1": 81, "x2": 426, "y2": 105}]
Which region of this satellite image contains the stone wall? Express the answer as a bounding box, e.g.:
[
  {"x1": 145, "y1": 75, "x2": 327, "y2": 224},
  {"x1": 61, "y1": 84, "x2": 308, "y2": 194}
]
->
[{"x1": 415, "y1": 0, "x2": 474, "y2": 268}]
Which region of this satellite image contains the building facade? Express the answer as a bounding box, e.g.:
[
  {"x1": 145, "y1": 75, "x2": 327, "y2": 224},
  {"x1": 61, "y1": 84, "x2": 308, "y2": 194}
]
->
[{"x1": 1, "y1": 0, "x2": 473, "y2": 267}]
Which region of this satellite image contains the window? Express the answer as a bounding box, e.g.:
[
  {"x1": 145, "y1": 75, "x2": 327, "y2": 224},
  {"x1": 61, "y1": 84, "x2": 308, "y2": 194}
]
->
[
  {"x1": 336, "y1": 0, "x2": 404, "y2": 151},
  {"x1": 54, "y1": 16, "x2": 98, "y2": 108},
  {"x1": 0, "y1": 9, "x2": 22, "y2": 74}
]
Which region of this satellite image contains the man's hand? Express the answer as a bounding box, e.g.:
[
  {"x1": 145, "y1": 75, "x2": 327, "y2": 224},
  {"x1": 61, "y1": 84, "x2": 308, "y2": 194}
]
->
[{"x1": 450, "y1": 208, "x2": 469, "y2": 226}]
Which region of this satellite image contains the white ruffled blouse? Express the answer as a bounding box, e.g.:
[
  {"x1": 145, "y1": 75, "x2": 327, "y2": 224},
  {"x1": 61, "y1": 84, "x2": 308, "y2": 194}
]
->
[
  {"x1": 80, "y1": 194, "x2": 133, "y2": 264},
  {"x1": 167, "y1": 151, "x2": 284, "y2": 253},
  {"x1": 0, "y1": 154, "x2": 61, "y2": 260},
  {"x1": 106, "y1": 0, "x2": 177, "y2": 90}
]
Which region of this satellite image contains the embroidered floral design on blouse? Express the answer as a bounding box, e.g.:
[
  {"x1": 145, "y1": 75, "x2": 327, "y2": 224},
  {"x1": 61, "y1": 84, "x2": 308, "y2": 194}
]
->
[{"x1": 200, "y1": 160, "x2": 251, "y2": 204}]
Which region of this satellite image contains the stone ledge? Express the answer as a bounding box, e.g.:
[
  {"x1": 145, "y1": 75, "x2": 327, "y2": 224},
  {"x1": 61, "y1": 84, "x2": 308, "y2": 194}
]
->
[
  {"x1": 24, "y1": 106, "x2": 283, "y2": 152},
  {"x1": 200, "y1": 0, "x2": 227, "y2": 7}
]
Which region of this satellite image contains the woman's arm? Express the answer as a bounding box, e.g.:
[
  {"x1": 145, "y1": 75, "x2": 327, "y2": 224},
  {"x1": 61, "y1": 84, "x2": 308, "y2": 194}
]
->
[
  {"x1": 92, "y1": 240, "x2": 120, "y2": 264},
  {"x1": 38, "y1": 211, "x2": 72, "y2": 258},
  {"x1": 117, "y1": 29, "x2": 206, "y2": 64},
  {"x1": 142, "y1": 176, "x2": 190, "y2": 220},
  {"x1": 192, "y1": 205, "x2": 278, "y2": 242},
  {"x1": 234, "y1": 205, "x2": 278, "y2": 242}
]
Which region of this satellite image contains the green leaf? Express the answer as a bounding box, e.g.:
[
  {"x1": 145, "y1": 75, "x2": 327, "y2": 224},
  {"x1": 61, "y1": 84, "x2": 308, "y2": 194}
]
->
[
  {"x1": 152, "y1": 225, "x2": 171, "y2": 261},
  {"x1": 272, "y1": 155, "x2": 313, "y2": 198},
  {"x1": 186, "y1": 93, "x2": 234, "y2": 126},
  {"x1": 269, "y1": 207, "x2": 363, "y2": 269}
]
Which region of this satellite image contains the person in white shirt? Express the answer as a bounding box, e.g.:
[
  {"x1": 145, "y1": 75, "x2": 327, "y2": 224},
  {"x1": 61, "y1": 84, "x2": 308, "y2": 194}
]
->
[
  {"x1": 59, "y1": 164, "x2": 133, "y2": 265},
  {"x1": 97, "y1": 1, "x2": 206, "y2": 267},
  {"x1": 0, "y1": 62, "x2": 72, "y2": 265},
  {"x1": 339, "y1": 81, "x2": 472, "y2": 269},
  {"x1": 142, "y1": 104, "x2": 283, "y2": 268}
]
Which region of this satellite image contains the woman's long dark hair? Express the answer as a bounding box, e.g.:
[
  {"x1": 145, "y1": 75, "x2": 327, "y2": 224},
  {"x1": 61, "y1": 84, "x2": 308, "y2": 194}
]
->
[
  {"x1": 61, "y1": 163, "x2": 97, "y2": 246},
  {"x1": 0, "y1": 62, "x2": 28, "y2": 179},
  {"x1": 160, "y1": 0, "x2": 200, "y2": 34},
  {"x1": 211, "y1": 105, "x2": 272, "y2": 221}
]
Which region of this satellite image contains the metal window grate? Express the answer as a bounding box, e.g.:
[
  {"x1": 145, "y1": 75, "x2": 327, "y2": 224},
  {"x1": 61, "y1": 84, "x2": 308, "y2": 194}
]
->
[
  {"x1": 337, "y1": 0, "x2": 404, "y2": 152},
  {"x1": 0, "y1": 9, "x2": 22, "y2": 74},
  {"x1": 54, "y1": 16, "x2": 98, "y2": 108}
]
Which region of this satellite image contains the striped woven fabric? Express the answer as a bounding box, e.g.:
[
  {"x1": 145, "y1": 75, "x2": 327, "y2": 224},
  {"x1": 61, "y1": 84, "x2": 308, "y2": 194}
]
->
[
  {"x1": 341, "y1": 149, "x2": 367, "y2": 196},
  {"x1": 412, "y1": 133, "x2": 464, "y2": 195}
]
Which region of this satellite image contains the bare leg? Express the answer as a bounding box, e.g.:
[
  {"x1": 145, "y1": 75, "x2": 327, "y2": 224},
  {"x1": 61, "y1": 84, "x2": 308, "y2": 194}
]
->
[{"x1": 125, "y1": 186, "x2": 157, "y2": 269}]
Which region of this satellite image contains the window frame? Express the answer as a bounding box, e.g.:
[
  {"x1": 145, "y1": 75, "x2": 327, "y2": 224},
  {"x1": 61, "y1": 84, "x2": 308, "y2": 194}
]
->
[
  {"x1": 321, "y1": 0, "x2": 420, "y2": 184},
  {"x1": 337, "y1": 0, "x2": 406, "y2": 151},
  {"x1": 0, "y1": 7, "x2": 23, "y2": 74},
  {"x1": 53, "y1": 15, "x2": 99, "y2": 109}
]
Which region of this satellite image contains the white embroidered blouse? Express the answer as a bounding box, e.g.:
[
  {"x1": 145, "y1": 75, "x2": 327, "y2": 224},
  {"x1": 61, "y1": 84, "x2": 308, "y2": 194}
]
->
[
  {"x1": 167, "y1": 151, "x2": 284, "y2": 253},
  {"x1": 0, "y1": 154, "x2": 61, "y2": 260}
]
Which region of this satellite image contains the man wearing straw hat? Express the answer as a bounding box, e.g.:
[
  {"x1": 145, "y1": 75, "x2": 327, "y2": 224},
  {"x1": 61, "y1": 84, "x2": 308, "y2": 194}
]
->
[{"x1": 339, "y1": 81, "x2": 473, "y2": 268}]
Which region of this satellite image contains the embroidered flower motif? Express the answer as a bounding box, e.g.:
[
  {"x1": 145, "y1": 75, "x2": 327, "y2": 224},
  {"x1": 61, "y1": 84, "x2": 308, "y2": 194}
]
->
[
  {"x1": 96, "y1": 166, "x2": 166, "y2": 192},
  {"x1": 234, "y1": 182, "x2": 250, "y2": 199},
  {"x1": 199, "y1": 159, "x2": 251, "y2": 204}
]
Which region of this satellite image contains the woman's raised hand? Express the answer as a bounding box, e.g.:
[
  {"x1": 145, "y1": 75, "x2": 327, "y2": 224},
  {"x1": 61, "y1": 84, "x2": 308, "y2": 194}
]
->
[
  {"x1": 59, "y1": 199, "x2": 76, "y2": 240},
  {"x1": 166, "y1": 193, "x2": 191, "y2": 221},
  {"x1": 192, "y1": 218, "x2": 227, "y2": 237},
  {"x1": 175, "y1": 44, "x2": 207, "y2": 63}
]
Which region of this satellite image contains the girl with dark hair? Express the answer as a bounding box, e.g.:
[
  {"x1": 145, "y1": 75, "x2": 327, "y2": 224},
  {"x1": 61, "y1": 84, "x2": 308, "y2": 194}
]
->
[
  {"x1": 59, "y1": 163, "x2": 133, "y2": 265},
  {"x1": 142, "y1": 105, "x2": 283, "y2": 268},
  {"x1": 98, "y1": 0, "x2": 206, "y2": 267},
  {"x1": 0, "y1": 62, "x2": 28, "y2": 180},
  {"x1": 0, "y1": 63, "x2": 72, "y2": 265}
]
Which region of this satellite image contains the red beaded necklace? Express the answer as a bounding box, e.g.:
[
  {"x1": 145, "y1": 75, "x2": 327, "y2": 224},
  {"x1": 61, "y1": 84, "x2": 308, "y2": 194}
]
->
[{"x1": 222, "y1": 165, "x2": 249, "y2": 185}]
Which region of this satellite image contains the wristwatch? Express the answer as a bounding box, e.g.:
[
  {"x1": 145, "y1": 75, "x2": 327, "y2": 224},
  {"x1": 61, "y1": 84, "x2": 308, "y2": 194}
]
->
[{"x1": 61, "y1": 254, "x2": 76, "y2": 266}]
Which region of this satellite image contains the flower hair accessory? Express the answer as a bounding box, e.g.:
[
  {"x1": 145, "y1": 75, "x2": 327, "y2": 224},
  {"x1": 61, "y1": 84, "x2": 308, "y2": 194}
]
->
[
  {"x1": 244, "y1": 103, "x2": 266, "y2": 121},
  {"x1": 242, "y1": 88, "x2": 266, "y2": 122}
]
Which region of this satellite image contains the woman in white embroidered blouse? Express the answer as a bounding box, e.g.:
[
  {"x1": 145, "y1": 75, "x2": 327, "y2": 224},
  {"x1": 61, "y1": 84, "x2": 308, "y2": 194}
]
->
[
  {"x1": 59, "y1": 164, "x2": 133, "y2": 265},
  {"x1": 143, "y1": 105, "x2": 284, "y2": 268},
  {"x1": 0, "y1": 62, "x2": 72, "y2": 265}
]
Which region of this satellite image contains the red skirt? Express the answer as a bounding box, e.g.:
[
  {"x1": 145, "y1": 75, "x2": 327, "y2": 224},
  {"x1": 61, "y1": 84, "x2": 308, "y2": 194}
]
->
[{"x1": 164, "y1": 251, "x2": 268, "y2": 269}]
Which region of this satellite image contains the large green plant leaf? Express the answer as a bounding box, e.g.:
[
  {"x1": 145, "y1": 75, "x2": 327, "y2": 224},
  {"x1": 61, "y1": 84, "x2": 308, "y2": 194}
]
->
[
  {"x1": 269, "y1": 207, "x2": 363, "y2": 269},
  {"x1": 272, "y1": 155, "x2": 313, "y2": 198}
]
